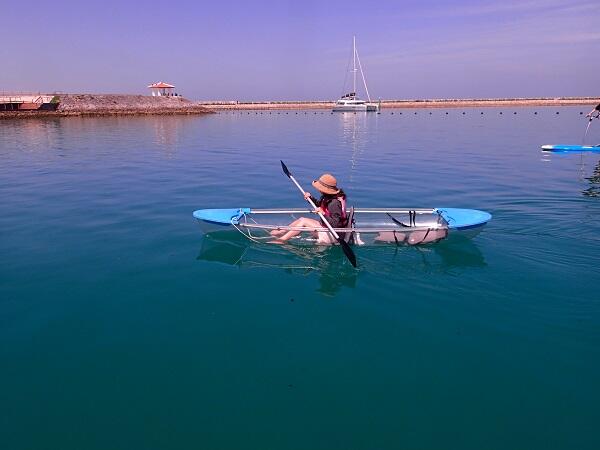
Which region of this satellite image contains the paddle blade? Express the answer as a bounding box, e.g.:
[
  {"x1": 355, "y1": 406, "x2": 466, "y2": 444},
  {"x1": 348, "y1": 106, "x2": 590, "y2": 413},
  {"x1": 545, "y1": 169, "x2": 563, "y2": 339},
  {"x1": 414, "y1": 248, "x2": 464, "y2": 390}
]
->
[
  {"x1": 280, "y1": 160, "x2": 291, "y2": 178},
  {"x1": 338, "y1": 238, "x2": 357, "y2": 267}
]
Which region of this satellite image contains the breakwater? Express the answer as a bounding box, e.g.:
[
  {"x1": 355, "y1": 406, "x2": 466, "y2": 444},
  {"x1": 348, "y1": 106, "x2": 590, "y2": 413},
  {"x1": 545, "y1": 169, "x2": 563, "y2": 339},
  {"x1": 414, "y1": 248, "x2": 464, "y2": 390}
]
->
[
  {"x1": 0, "y1": 94, "x2": 213, "y2": 119},
  {"x1": 200, "y1": 97, "x2": 599, "y2": 110}
]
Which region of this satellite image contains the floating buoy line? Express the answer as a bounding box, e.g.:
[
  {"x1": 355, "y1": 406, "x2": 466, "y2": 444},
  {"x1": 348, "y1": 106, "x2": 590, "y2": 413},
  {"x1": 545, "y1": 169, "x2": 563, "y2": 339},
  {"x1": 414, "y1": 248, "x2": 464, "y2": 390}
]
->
[{"x1": 216, "y1": 110, "x2": 584, "y2": 116}]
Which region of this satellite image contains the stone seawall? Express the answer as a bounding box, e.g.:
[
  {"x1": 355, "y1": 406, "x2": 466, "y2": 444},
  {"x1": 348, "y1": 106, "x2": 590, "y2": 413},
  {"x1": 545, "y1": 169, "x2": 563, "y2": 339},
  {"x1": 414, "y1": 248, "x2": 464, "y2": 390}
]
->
[{"x1": 0, "y1": 94, "x2": 213, "y2": 119}]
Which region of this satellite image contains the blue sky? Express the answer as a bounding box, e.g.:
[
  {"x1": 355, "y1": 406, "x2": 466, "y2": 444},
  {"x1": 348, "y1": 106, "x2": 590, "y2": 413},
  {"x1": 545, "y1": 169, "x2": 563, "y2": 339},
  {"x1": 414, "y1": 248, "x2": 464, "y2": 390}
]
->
[{"x1": 1, "y1": 0, "x2": 598, "y2": 100}]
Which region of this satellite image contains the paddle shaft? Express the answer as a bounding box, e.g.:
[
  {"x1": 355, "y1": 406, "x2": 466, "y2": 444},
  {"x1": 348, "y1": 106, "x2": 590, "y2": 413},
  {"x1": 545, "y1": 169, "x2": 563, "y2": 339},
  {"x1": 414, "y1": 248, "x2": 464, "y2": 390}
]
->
[
  {"x1": 286, "y1": 172, "x2": 342, "y2": 241},
  {"x1": 583, "y1": 118, "x2": 593, "y2": 145}
]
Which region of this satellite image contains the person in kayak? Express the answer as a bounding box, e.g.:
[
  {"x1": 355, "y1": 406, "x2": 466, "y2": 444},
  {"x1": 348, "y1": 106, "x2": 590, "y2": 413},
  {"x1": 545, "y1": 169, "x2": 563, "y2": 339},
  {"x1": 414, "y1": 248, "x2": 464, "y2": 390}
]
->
[
  {"x1": 586, "y1": 103, "x2": 600, "y2": 119},
  {"x1": 269, "y1": 173, "x2": 348, "y2": 244}
]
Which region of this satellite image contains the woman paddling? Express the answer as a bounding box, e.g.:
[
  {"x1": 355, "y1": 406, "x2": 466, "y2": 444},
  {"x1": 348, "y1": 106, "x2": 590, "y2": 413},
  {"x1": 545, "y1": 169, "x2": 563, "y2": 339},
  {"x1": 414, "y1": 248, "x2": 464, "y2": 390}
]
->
[
  {"x1": 270, "y1": 173, "x2": 348, "y2": 244},
  {"x1": 586, "y1": 102, "x2": 600, "y2": 119}
]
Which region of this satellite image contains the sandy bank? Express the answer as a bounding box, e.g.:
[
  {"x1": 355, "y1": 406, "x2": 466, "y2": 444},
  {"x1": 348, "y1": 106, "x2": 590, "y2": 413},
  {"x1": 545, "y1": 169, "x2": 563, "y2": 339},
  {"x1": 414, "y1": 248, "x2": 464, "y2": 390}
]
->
[
  {"x1": 200, "y1": 97, "x2": 599, "y2": 110},
  {"x1": 0, "y1": 94, "x2": 213, "y2": 119}
]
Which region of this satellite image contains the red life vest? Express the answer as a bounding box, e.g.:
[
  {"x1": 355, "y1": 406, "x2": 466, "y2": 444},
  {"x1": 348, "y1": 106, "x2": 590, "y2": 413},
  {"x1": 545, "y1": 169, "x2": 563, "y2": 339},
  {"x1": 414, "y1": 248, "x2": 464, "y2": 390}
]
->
[{"x1": 320, "y1": 195, "x2": 347, "y2": 226}]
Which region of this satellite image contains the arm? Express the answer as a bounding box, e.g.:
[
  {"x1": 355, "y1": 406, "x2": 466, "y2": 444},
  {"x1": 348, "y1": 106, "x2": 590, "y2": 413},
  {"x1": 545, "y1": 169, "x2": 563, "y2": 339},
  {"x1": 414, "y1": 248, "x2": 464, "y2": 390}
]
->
[
  {"x1": 304, "y1": 192, "x2": 321, "y2": 210},
  {"x1": 587, "y1": 104, "x2": 600, "y2": 118}
]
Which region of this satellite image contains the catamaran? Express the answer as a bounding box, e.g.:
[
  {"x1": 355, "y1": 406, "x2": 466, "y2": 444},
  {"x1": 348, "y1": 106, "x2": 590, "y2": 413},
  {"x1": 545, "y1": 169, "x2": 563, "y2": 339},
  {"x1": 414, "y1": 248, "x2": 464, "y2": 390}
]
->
[{"x1": 333, "y1": 36, "x2": 379, "y2": 112}]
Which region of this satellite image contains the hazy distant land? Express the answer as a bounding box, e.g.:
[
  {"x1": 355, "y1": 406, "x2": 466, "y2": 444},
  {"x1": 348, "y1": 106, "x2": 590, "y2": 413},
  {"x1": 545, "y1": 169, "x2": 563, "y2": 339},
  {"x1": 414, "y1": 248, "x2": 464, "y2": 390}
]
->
[
  {"x1": 201, "y1": 97, "x2": 599, "y2": 110},
  {"x1": 1, "y1": 95, "x2": 598, "y2": 119}
]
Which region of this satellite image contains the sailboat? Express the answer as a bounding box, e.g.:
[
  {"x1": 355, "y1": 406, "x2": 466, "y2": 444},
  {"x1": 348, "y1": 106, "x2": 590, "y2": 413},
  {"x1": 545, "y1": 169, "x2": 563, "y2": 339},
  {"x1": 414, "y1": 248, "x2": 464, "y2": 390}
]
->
[{"x1": 333, "y1": 36, "x2": 379, "y2": 112}]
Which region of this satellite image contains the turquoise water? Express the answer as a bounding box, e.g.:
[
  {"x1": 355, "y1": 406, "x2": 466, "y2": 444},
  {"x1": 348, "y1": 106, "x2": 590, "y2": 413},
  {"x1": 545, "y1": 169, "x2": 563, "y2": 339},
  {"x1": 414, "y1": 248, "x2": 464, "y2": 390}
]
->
[{"x1": 1, "y1": 108, "x2": 599, "y2": 449}]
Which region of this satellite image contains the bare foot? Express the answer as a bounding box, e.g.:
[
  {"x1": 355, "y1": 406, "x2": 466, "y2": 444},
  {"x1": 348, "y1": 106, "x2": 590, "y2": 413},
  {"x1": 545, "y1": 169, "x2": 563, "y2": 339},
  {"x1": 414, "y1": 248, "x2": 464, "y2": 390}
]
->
[
  {"x1": 267, "y1": 239, "x2": 286, "y2": 245},
  {"x1": 270, "y1": 229, "x2": 285, "y2": 236}
]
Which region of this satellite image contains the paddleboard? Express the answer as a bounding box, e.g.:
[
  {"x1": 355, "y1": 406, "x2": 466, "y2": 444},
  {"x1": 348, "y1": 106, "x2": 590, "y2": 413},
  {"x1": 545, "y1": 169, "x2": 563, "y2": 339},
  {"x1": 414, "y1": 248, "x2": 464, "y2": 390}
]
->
[{"x1": 541, "y1": 144, "x2": 600, "y2": 152}]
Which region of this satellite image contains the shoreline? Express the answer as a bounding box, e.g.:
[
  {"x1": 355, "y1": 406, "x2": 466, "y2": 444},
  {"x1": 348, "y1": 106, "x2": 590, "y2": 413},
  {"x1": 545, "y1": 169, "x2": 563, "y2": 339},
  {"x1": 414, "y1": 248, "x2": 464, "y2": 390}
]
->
[
  {"x1": 1, "y1": 95, "x2": 597, "y2": 119},
  {"x1": 200, "y1": 97, "x2": 599, "y2": 110}
]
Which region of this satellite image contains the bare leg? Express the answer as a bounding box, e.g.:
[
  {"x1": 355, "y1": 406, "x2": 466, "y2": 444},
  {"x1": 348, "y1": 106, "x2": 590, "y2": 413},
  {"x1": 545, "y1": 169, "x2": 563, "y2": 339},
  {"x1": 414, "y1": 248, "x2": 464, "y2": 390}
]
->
[
  {"x1": 268, "y1": 217, "x2": 321, "y2": 243},
  {"x1": 271, "y1": 217, "x2": 305, "y2": 236},
  {"x1": 270, "y1": 217, "x2": 306, "y2": 236}
]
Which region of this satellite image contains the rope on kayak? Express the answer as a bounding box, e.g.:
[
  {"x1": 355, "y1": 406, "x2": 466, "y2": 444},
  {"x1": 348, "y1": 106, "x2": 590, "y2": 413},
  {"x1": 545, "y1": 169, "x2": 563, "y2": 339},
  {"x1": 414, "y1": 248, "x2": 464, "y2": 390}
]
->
[
  {"x1": 231, "y1": 220, "x2": 265, "y2": 243},
  {"x1": 231, "y1": 217, "x2": 273, "y2": 244}
]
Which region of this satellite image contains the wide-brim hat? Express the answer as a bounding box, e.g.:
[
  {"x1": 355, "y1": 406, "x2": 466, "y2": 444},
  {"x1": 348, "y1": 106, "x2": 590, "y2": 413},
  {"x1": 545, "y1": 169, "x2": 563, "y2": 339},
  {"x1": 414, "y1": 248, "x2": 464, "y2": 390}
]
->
[{"x1": 312, "y1": 173, "x2": 340, "y2": 195}]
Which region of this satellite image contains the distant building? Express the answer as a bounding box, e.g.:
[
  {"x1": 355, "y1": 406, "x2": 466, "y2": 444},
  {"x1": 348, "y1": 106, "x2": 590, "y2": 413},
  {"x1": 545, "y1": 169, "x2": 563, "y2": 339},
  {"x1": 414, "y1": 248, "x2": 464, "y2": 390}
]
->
[{"x1": 148, "y1": 81, "x2": 175, "y2": 97}]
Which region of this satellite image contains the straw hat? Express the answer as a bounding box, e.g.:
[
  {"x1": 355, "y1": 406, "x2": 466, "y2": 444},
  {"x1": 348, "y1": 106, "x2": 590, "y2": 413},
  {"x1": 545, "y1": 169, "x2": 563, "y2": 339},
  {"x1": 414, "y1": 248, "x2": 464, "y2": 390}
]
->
[{"x1": 312, "y1": 173, "x2": 340, "y2": 195}]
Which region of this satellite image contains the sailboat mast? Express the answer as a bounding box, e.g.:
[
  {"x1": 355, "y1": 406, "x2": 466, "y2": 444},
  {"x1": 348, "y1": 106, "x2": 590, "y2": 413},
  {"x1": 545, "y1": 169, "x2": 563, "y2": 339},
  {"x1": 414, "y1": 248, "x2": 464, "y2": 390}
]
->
[{"x1": 353, "y1": 35, "x2": 356, "y2": 97}]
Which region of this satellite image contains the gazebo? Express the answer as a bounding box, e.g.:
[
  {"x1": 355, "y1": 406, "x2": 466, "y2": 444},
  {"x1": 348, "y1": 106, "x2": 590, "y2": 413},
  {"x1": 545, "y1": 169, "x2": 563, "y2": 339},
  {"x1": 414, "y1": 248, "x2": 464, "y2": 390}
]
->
[{"x1": 148, "y1": 81, "x2": 175, "y2": 97}]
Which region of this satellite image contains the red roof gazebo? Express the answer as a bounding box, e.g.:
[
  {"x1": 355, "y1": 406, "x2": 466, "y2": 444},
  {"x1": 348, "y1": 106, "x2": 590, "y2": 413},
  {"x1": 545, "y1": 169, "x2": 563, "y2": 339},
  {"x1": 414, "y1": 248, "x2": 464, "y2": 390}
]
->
[{"x1": 148, "y1": 81, "x2": 175, "y2": 97}]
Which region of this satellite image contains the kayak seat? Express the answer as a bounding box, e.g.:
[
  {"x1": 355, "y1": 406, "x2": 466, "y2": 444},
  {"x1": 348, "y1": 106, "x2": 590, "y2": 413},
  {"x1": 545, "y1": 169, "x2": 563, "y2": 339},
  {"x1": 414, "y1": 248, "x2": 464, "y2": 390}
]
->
[{"x1": 343, "y1": 207, "x2": 355, "y2": 244}]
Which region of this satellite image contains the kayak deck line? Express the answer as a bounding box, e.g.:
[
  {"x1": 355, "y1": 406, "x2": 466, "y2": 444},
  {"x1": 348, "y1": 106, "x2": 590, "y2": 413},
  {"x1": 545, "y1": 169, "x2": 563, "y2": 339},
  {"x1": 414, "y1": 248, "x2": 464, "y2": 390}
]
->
[
  {"x1": 248, "y1": 208, "x2": 437, "y2": 214},
  {"x1": 239, "y1": 222, "x2": 446, "y2": 233}
]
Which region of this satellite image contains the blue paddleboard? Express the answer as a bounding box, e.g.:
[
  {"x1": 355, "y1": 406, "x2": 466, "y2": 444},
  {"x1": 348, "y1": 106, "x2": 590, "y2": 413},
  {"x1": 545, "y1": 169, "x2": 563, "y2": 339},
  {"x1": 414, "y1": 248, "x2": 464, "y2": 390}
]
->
[{"x1": 542, "y1": 144, "x2": 600, "y2": 152}]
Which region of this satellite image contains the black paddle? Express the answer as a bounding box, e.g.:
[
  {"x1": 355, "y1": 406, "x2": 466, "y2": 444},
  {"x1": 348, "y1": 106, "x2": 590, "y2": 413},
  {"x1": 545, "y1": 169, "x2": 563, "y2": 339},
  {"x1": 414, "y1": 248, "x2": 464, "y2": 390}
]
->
[{"x1": 280, "y1": 161, "x2": 357, "y2": 268}]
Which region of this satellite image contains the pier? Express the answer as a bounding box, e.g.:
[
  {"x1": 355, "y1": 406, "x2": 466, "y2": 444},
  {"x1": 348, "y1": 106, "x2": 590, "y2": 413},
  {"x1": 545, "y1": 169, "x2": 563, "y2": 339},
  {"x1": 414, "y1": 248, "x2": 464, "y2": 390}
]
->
[{"x1": 0, "y1": 94, "x2": 59, "y2": 111}]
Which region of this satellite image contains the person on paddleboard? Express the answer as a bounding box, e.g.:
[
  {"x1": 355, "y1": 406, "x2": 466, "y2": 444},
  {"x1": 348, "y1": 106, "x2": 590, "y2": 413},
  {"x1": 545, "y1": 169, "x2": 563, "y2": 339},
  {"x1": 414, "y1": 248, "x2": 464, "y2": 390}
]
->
[
  {"x1": 269, "y1": 173, "x2": 348, "y2": 244},
  {"x1": 586, "y1": 102, "x2": 600, "y2": 119}
]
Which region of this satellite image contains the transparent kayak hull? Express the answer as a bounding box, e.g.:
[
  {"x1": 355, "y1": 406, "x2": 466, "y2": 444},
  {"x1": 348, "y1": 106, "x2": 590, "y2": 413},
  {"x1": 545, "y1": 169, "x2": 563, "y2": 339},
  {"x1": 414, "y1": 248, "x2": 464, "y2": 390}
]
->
[{"x1": 192, "y1": 207, "x2": 491, "y2": 246}]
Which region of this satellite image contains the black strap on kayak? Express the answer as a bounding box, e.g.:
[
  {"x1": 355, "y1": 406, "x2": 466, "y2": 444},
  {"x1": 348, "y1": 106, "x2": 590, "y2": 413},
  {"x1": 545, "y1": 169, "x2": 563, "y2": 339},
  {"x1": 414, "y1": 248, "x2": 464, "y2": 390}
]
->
[
  {"x1": 418, "y1": 228, "x2": 431, "y2": 244},
  {"x1": 387, "y1": 213, "x2": 410, "y2": 227},
  {"x1": 393, "y1": 230, "x2": 400, "y2": 246},
  {"x1": 410, "y1": 210, "x2": 416, "y2": 226}
]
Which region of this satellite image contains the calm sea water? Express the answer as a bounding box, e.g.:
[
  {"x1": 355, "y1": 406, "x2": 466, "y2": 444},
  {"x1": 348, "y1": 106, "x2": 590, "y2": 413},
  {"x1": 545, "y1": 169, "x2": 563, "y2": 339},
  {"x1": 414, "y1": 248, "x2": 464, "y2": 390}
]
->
[{"x1": 1, "y1": 108, "x2": 599, "y2": 450}]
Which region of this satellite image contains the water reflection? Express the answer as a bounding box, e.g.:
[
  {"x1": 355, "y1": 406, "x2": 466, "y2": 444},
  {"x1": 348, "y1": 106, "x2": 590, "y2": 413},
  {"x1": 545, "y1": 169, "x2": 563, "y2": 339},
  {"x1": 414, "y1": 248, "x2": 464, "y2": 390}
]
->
[
  {"x1": 337, "y1": 112, "x2": 372, "y2": 186},
  {"x1": 582, "y1": 160, "x2": 600, "y2": 198},
  {"x1": 0, "y1": 118, "x2": 64, "y2": 153},
  {"x1": 150, "y1": 117, "x2": 185, "y2": 155},
  {"x1": 196, "y1": 232, "x2": 486, "y2": 297},
  {"x1": 540, "y1": 150, "x2": 600, "y2": 197}
]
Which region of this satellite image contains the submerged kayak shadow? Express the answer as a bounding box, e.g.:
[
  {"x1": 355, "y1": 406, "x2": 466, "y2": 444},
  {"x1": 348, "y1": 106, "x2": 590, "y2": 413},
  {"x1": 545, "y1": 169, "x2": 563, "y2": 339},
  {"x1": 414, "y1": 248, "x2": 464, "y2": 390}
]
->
[
  {"x1": 355, "y1": 235, "x2": 487, "y2": 278},
  {"x1": 431, "y1": 235, "x2": 487, "y2": 269},
  {"x1": 196, "y1": 232, "x2": 357, "y2": 296},
  {"x1": 196, "y1": 232, "x2": 487, "y2": 295}
]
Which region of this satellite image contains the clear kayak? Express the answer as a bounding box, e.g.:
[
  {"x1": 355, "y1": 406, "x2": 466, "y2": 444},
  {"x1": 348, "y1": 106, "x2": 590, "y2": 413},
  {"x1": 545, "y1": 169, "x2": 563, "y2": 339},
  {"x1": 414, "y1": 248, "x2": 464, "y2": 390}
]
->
[{"x1": 192, "y1": 207, "x2": 492, "y2": 246}]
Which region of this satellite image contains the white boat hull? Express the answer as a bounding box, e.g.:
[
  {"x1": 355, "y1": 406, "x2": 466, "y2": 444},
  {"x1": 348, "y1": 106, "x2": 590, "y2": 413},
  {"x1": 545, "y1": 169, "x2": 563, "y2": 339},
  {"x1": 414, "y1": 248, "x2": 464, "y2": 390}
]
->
[
  {"x1": 332, "y1": 102, "x2": 379, "y2": 112},
  {"x1": 332, "y1": 104, "x2": 367, "y2": 112}
]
